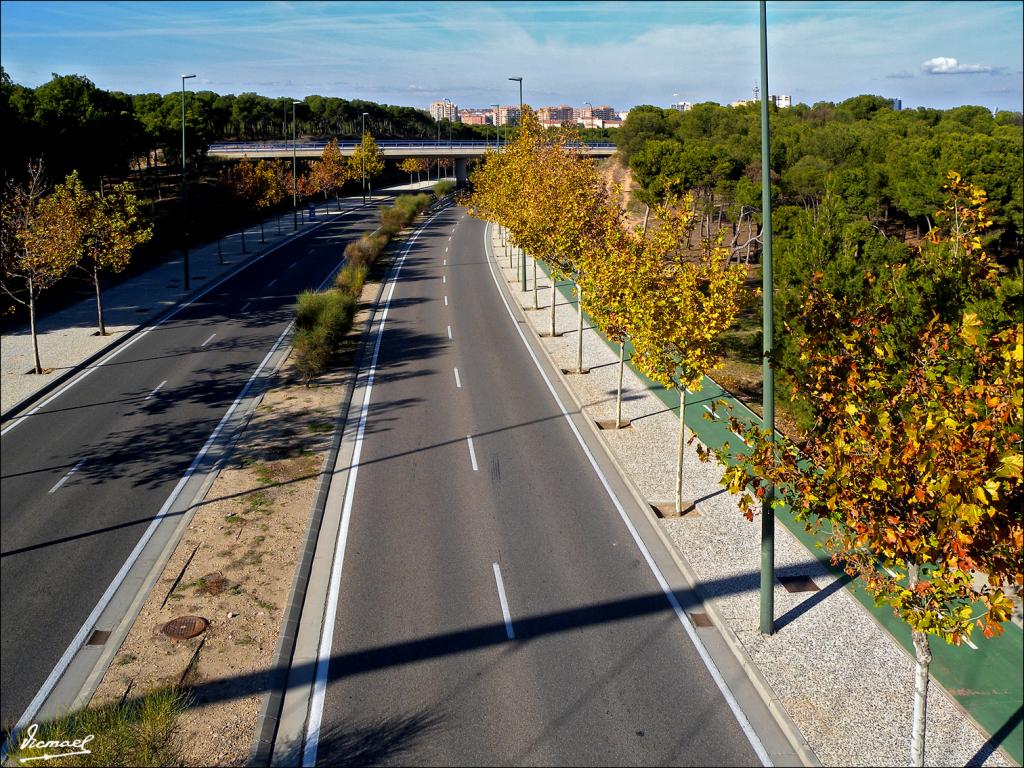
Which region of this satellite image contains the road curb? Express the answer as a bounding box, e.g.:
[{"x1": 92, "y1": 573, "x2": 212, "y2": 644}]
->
[
  {"x1": 484, "y1": 221, "x2": 821, "y2": 768},
  {"x1": 246, "y1": 200, "x2": 452, "y2": 767}
]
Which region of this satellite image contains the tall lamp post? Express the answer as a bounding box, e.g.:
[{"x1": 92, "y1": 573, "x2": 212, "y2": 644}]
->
[
  {"x1": 758, "y1": 0, "x2": 777, "y2": 636},
  {"x1": 509, "y1": 76, "x2": 526, "y2": 291},
  {"x1": 490, "y1": 103, "x2": 500, "y2": 149},
  {"x1": 444, "y1": 98, "x2": 453, "y2": 179},
  {"x1": 361, "y1": 112, "x2": 368, "y2": 203},
  {"x1": 292, "y1": 100, "x2": 301, "y2": 231},
  {"x1": 180, "y1": 73, "x2": 196, "y2": 291}
]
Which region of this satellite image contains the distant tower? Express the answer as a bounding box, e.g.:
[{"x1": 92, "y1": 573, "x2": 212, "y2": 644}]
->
[{"x1": 753, "y1": 83, "x2": 760, "y2": 101}]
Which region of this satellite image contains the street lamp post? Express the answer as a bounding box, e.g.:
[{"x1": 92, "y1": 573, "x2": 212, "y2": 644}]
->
[
  {"x1": 584, "y1": 101, "x2": 592, "y2": 130},
  {"x1": 361, "y1": 112, "x2": 368, "y2": 203},
  {"x1": 292, "y1": 100, "x2": 301, "y2": 231},
  {"x1": 758, "y1": 0, "x2": 777, "y2": 636},
  {"x1": 490, "y1": 103, "x2": 500, "y2": 149},
  {"x1": 444, "y1": 98, "x2": 453, "y2": 180},
  {"x1": 180, "y1": 73, "x2": 196, "y2": 291},
  {"x1": 509, "y1": 76, "x2": 526, "y2": 291}
]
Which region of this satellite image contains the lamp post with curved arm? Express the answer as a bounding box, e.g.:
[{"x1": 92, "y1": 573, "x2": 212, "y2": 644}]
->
[
  {"x1": 509, "y1": 76, "x2": 526, "y2": 291},
  {"x1": 292, "y1": 100, "x2": 301, "y2": 230},
  {"x1": 180, "y1": 74, "x2": 196, "y2": 290},
  {"x1": 361, "y1": 112, "x2": 368, "y2": 203},
  {"x1": 490, "y1": 103, "x2": 500, "y2": 149}
]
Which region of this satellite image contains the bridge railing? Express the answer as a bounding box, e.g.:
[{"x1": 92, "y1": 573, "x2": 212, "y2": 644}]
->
[{"x1": 208, "y1": 140, "x2": 618, "y2": 153}]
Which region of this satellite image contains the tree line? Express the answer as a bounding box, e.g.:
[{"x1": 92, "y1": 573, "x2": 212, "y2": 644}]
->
[
  {"x1": 464, "y1": 106, "x2": 1021, "y2": 767},
  {"x1": 0, "y1": 68, "x2": 441, "y2": 186},
  {"x1": 617, "y1": 94, "x2": 1023, "y2": 252}
]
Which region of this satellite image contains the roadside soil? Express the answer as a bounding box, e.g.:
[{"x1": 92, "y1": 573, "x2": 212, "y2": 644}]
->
[{"x1": 89, "y1": 231, "x2": 403, "y2": 766}]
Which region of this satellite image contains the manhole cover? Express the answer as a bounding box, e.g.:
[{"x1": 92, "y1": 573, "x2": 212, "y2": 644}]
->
[{"x1": 162, "y1": 615, "x2": 209, "y2": 640}]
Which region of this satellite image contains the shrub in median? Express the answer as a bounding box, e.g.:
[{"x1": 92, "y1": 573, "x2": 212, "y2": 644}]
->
[
  {"x1": 433, "y1": 180, "x2": 456, "y2": 198},
  {"x1": 335, "y1": 262, "x2": 368, "y2": 298},
  {"x1": 343, "y1": 232, "x2": 389, "y2": 269},
  {"x1": 293, "y1": 289, "x2": 356, "y2": 384}
]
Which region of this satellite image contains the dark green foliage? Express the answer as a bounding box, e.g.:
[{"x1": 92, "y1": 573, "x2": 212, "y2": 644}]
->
[
  {"x1": 293, "y1": 289, "x2": 356, "y2": 383},
  {"x1": 616, "y1": 99, "x2": 1023, "y2": 250},
  {"x1": 433, "y1": 180, "x2": 456, "y2": 197}
]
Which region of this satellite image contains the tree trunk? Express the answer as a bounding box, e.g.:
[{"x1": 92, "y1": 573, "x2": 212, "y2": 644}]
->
[
  {"x1": 908, "y1": 563, "x2": 932, "y2": 767},
  {"x1": 276, "y1": 214, "x2": 282, "y2": 236},
  {"x1": 93, "y1": 264, "x2": 106, "y2": 336},
  {"x1": 642, "y1": 205, "x2": 650, "y2": 236},
  {"x1": 241, "y1": 224, "x2": 247, "y2": 254},
  {"x1": 550, "y1": 277, "x2": 557, "y2": 337},
  {"x1": 575, "y1": 283, "x2": 584, "y2": 373},
  {"x1": 533, "y1": 259, "x2": 539, "y2": 309},
  {"x1": 217, "y1": 237, "x2": 224, "y2": 265},
  {"x1": 259, "y1": 219, "x2": 265, "y2": 243},
  {"x1": 616, "y1": 341, "x2": 625, "y2": 427},
  {"x1": 29, "y1": 277, "x2": 42, "y2": 375},
  {"x1": 676, "y1": 387, "x2": 686, "y2": 515}
]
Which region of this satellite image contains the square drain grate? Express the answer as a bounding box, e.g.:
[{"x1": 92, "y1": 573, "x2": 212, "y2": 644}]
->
[
  {"x1": 87, "y1": 630, "x2": 111, "y2": 645},
  {"x1": 779, "y1": 575, "x2": 820, "y2": 593},
  {"x1": 687, "y1": 611, "x2": 713, "y2": 628}
]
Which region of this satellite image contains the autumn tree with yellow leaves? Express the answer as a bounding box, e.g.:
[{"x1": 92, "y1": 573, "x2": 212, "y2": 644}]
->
[
  {"x1": 1, "y1": 162, "x2": 83, "y2": 374},
  {"x1": 705, "y1": 173, "x2": 1022, "y2": 766}
]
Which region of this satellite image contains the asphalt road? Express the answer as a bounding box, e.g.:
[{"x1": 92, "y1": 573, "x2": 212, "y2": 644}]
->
[
  {"x1": 314, "y1": 208, "x2": 761, "y2": 765},
  {"x1": 0, "y1": 200, "x2": 384, "y2": 728}
]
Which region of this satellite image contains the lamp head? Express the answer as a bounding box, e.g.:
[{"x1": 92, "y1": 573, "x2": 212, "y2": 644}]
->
[{"x1": 181, "y1": 74, "x2": 196, "y2": 80}]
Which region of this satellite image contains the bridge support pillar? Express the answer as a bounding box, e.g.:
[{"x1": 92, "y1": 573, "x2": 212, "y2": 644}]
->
[{"x1": 455, "y1": 157, "x2": 469, "y2": 185}]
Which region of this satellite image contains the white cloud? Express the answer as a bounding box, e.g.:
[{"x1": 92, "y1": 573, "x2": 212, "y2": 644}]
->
[{"x1": 920, "y1": 57, "x2": 992, "y2": 75}]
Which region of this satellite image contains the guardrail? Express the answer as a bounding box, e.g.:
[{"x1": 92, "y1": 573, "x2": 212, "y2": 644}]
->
[{"x1": 208, "y1": 140, "x2": 617, "y2": 153}]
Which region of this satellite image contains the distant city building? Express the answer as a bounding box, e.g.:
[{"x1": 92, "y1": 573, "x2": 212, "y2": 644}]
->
[
  {"x1": 891, "y1": 97, "x2": 902, "y2": 111},
  {"x1": 429, "y1": 100, "x2": 459, "y2": 122},
  {"x1": 460, "y1": 111, "x2": 492, "y2": 125},
  {"x1": 494, "y1": 106, "x2": 521, "y2": 126},
  {"x1": 591, "y1": 105, "x2": 616, "y2": 120},
  {"x1": 670, "y1": 101, "x2": 693, "y2": 112},
  {"x1": 539, "y1": 105, "x2": 575, "y2": 122},
  {"x1": 770, "y1": 94, "x2": 791, "y2": 108}
]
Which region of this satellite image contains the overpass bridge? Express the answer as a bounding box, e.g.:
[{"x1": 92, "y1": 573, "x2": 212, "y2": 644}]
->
[{"x1": 206, "y1": 139, "x2": 617, "y2": 182}]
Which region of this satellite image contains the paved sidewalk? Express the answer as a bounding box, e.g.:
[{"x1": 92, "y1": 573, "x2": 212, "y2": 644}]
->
[
  {"x1": 0, "y1": 181, "x2": 437, "y2": 416},
  {"x1": 487, "y1": 224, "x2": 1019, "y2": 767}
]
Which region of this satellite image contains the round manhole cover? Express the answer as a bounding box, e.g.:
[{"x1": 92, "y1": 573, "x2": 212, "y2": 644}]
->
[{"x1": 162, "y1": 615, "x2": 209, "y2": 640}]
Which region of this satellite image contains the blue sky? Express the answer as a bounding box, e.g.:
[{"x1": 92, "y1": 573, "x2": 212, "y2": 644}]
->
[{"x1": 1, "y1": 1, "x2": 1021, "y2": 112}]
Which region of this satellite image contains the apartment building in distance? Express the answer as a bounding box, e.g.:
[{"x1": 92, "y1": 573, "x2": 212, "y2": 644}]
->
[
  {"x1": 429, "y1": 100, "x2": 460, "y2": 122},
  {"x1": 459, "y1": 110, "x2": 492, "y2": 125}
]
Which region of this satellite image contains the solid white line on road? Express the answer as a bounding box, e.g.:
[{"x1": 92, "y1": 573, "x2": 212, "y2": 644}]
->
[
  {"x1": 703, "y1": 403, "x2": 716, "y2": 417},
  {"x1": 482, "y1": 222, "x2": 773, "y2": 767},
  {"x1": 267, "y1": 278, "x2": 277, "y2": 288},
  {"x1": 443, "y1": 274, "x2": 446, "y2": 283},
  {"x1": 303, "y1": 210, "x2": 443, "y2": 768},
  {"x1": 454, "y1": 367, "x2": 462, "y2": 388},
  {"x1": 48, "y1": 458, "x2": 86, "y2": 495},
  {"x1": 964, "y1": 637, "x2": 979, "y2": 650},
  {"x1": 241, "y1": 302, "x2": 251, "y2": 312},
  {"x1": 8, "y1": 318, "x2": 297, "y2": 746},
  {"x1": 883, "y1": 566, "x2": 899, "y2": 578},
  {"x1": 447, "y1": 325, "x2": 453, "y2": 340},
  {"x1": 444, "y1": 295, "x2": 449, "y2": 306},
  {"x1": 201, "y1": 333, "x2": 217, "y2": 347},
  {"x1": 145, "y1": 380, "x2": 168, "y2": 401},
  {"x1": 492, "y1": 562, "x2": 515, "y2": 639},
  {"x1": 467, "y1": 435, "x2": 479, "y2": 471}
]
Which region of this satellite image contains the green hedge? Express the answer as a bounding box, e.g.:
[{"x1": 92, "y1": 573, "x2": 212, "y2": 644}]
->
[
  {"x1": 433, "y1": 180, "x2": 456, "y2": 198},
  {"x1": 293, "y1": 289, "x2": 356, "y2": 384}
]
